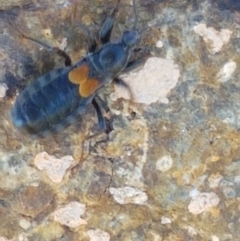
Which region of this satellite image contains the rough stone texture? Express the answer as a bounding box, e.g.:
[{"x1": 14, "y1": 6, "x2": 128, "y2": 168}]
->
[
  {"x1": 10, "y1": 182, "x2": 54, "y2": 217},
  {"x1": 0, "y1": 0, "x2": 240, "y2": 240}
]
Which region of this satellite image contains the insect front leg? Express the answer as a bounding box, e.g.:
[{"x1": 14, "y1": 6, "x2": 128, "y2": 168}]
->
[
  {"x1": 123, "y1": 57, "x2": 148, "y2": 73},
  {"x1": 113, "y1": 77, "x2": 134, "y2": 100},
  {"x1": 73, "y1": 0, "x2": 120, "y2": 52},
  {"x1": 113, "y1": 57, "x2": 150, "y2": 100},
  {"x1": 99, "y1": 0, "x2": 121, "y2": 44}
]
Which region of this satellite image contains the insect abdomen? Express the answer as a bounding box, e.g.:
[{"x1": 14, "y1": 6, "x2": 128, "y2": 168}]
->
[{"x1": 11, "y1": 67, "x2": 88, "y2": 135}]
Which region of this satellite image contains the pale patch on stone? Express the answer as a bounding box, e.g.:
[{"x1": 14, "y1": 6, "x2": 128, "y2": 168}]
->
[
  {"x1": 189, "y1": 189, "x2": 200, "y2": 198},
  {"x1": 0, "y1": 237, "x2": 9, "y2": 241},
  {"x1": 156, "y1": 155, "x2": 173, "y2": 172},
  {"x1": 193, "y1": 23, "x2": 232, "y2": 54},
  {"x1": 111, "y1": 57, "x2": 180, "y2": 104},
  {"x1": 59, "y1": 38, "x2": 68, "y2": 50},
  {"x1": 18, "y1": 234, "x2": 28, "y2": 241},
  {"x1": 208, "y1": 174, "x2": 223, "y2": 189},
  {"x1": 53, "y1": 201, "x2": 87, "y2": 227},
  {"x1": 211, "y1": 235, "x2": 220, "y2": 241},
  {"x1": 186, "y1": 226, "x2": 198, "y2": 236},
  {"x1": 188, "y1": 192, "x2": 220, "y2": 214},
  {"x1": 234, "y1": 176, "x2": 240, "y2": 184},
  {"x1": 217, "y1": 60, "x2": 236, "y2": 83},
  {"x1": 34, "y1": 151, "x2": 75, "y2": 183},
  {"x1": 0, "y1": 83, "x2": 8, "y2": 98},
  {"x1": 161, "y1": 216, "x2": 171, "y2": 224},
  {"x1": 160, "y1": 97, "x2": 169, "y2": 104},
  {"x1": 109, "y1": 186, "x2": 148, "y2": 205},
  {"x1": 156, "y1": 40, "x2": 163, "y2": 48},
  {"x1": 19, "y1": 218, "x2": 31, "y2": 230},
  {"x1": 87, "y1": 229, "x2": 110, "y2": 241},
  {"x1": 206, "y1": 155, "x2": 220, "y2": 163},
  {"x1": 147, "y1": 231, "x2": 163, "y2": 241},
  {"x1": 42, "y1": 29, "x2": 53, "y2": 39}
]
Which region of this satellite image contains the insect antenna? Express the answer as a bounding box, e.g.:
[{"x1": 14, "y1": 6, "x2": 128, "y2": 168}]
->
[{"x1": 132, "y1": 0, "x2": 138, "y2": 30}]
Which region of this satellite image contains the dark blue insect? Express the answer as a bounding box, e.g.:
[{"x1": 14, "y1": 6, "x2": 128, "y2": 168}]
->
[
  {"x1": 11, "y1": 0, "x2": 144, "y2": 137},
  {"x1": 214, "y1": 0, "x2": 240, "y2": 12}
]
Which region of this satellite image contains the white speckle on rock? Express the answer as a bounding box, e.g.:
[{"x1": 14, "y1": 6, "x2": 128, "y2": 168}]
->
[
  {"x1": 156, "y1": 155, "x2": 173, "y2": 172},
  {"x1": 111, "y1": 57, "x2": 180, "y2": 104},
  {"x1": 19, "y1": 218, "x2": 31, "y2": 230},
  {"x1": 234, "y1": 176, "x2": 240, "y2": 184},
  {"x1": 53, "y1": 201, "x2": 87, "y2": 228},
  {"x1": 193, "y1": 23, "x2": 232, "y2": 54},
  {"x1": 87, "y1": 229, "x2": 110, "y2": 241},
  {"x1": 57, "y1": 0, "x2": 71, "y2": 8},
  {"x1": 208, "y1": 174, "x2": 223, "y2": 189},
  {"x1": 147, "y1": 231, "x2": 163, "y2": 241},
  {"x1": 42, "y1": 29, "x2": 53, "y2": 39},
  {"x1": 188, "y1": 192, "x2": 220, "y2": 214},
  {"x1": 186, "y1": 226, "x2": 198, "y2": 236},
  {"x1": 0, "y1": 83, "x2": 8, "y2": 98},
  {"x1": 18, "y1": 234, "x2": 28, "y2": 241},
  {"x1": 59, "y1": 38, "x2": 68, "y2": 50},
  {"x1": 156, "y1": 40, "x2": 163, "y2": 48},
  {"x1": 160, "y1": 97, "x2": 169, "y2": 104},
  {"x1": 217, "y1": 60, "x2": 236, "y2": 83},
  {"x1": 189, "y1": 189, "x2": 201, "y2": 199},
  {"x1": 0, "y1": 237, "x2": 9, "y2": 241},
  {"x1": 161, "y1": 216, "x2": 171, "y2": 224},
  {"x1": 34, "y1": 151, "x2": 75, "y2": 183},
  {"x1": 109, "y1": 186, "x2": 148, "y2": 205},
  {"x1": 211, "y1": 235, "x2": 220, "y2": 241}
]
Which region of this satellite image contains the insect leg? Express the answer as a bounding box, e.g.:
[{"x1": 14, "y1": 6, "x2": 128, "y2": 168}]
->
[
  {"x1": 92, "y1": 98, "x2": 106, "y2": 130},
  {"x1": 123, "y1": 58, "x2": 147, "y2": 73},
  {"x1": 9, "y1": 22, "x2": 72, "y2": 66},
  {"x1": 74, "y1": 22, "x2": 97, "y2": 53},
  {"x1": 25, "y1": 36, "x2": 72, "y2": 66},
  {"x1": 113, "y1": 77, "x2": 134, "y2": 100},
  {"x1": 93, "y1": 96, "x2": 113, "y2": 134},
  {"x1": 99, "y1": 0, "x2": 120, "y2": 44}
]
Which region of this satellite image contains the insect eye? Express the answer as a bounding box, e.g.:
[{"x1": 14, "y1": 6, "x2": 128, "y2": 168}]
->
[{"x1": 122, "y1": 30, "x2": 139, "y2": 47}]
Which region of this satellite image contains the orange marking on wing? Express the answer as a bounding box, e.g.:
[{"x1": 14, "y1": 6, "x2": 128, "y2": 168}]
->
[
  {"x1": 68, "y1": 64, "x2": 89, "y2": 84},
  {"x1": 79, "y1": 78, "x2": 100, "y2": 98}
]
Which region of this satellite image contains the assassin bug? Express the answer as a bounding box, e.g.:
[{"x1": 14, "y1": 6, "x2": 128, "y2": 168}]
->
[{"x1": 11, "y1": 0, "x2": 144, "y2": 137}]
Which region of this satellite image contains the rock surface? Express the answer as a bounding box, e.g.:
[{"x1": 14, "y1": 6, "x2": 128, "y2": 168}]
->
[{"x1": 0, "y1": 0, "x2": 240, "y2": 240}]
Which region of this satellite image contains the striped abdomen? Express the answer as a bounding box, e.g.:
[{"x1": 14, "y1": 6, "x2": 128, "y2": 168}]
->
[{"x1": 11, "y1": 66, "x2": 93, "y2": 136}]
